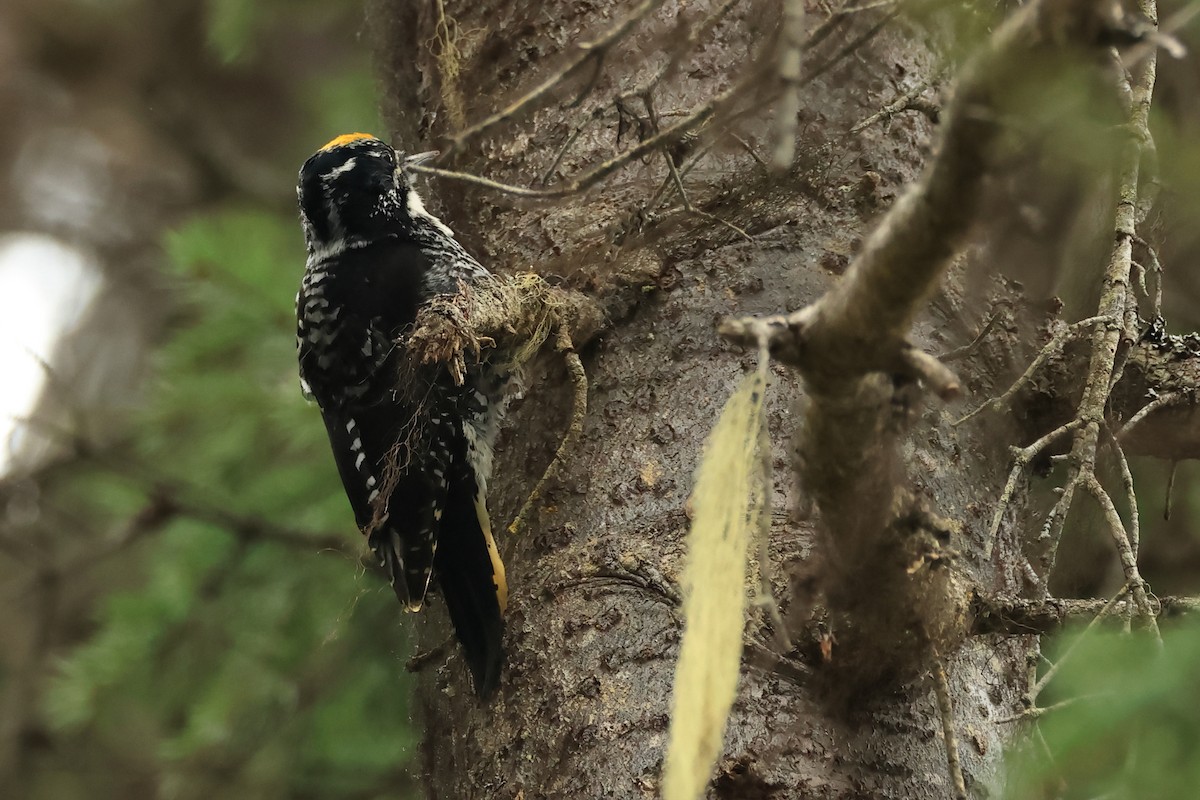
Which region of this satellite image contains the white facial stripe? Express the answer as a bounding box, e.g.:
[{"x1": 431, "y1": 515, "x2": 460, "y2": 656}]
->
[
  {"x1": 309, "y1": 239, "x2": 345, "y2": 264},
  {"x1": 322, "y1": 157, "x2": 358, "y2": 181},
  {"x1": 405, "y1": 189, "x2": 455, "y2": 238},
  {"x1": 307, "y1": 237, "x2": 372, "y2": 267}
]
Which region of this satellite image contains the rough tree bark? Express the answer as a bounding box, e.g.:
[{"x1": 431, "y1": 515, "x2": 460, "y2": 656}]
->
[{"x1": 366, "y1": 1, "x2": 1191, "y2": 798}]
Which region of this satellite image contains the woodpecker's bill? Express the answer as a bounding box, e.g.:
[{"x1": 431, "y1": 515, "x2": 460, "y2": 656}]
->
[{"x1": 296, "y1": 133, "x2": 509, "y2": 697}]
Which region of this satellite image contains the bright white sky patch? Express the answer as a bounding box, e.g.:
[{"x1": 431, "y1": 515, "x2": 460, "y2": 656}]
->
[{"x1": 0, "y1": 233, "x2": 103, "y2": 475}]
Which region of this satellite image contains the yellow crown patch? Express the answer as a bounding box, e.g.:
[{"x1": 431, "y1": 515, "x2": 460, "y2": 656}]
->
[{"x1": 320, "y1": 132, "x2": 377, "y2": 151}]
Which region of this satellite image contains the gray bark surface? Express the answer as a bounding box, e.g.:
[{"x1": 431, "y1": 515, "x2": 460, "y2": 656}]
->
[{"x1": 373, "y1": 2, "x2": 1036, "y2": 797}]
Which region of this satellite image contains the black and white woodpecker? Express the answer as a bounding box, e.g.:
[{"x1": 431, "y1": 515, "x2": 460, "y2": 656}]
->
[{"x1": 295, "y1": 133, "x2": 508, "y2": 697}]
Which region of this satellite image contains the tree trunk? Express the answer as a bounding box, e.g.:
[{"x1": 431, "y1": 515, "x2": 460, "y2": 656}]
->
[{"x1": 372, "y1": 2, "x2": 1042, "y2": 797}]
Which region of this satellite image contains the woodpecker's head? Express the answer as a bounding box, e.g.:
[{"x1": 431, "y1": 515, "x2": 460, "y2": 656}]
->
[{"x1": 297, "y1": 133, "x2": 440, "y2": 256}]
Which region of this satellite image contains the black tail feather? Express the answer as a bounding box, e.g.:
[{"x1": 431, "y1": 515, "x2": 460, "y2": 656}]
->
[{"x1": 434, "y1": 474, "x2": 505, "y2": 698}]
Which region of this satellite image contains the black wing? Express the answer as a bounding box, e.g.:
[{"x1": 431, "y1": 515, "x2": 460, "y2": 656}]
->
[
  {"x1": 299, "y1": 240, "x2": 444, "y2": 606},
  {"x1": 298, "y1": 239, "x2": 506, "y2": 694},
  {"x1": 319, "y1": 386, "x2": 452, "y2": 609}
]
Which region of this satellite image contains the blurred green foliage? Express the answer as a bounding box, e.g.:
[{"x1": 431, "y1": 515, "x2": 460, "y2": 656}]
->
[
  {"x1": 39, "y1": 223, "x2": 416, "y2": 794},
  {"x1": 205, "y1": 0, "x2": 357, "y2": 65},
  {"x1": 1005, "y1": 622, "x2": 1200, "y2": 799},
  {"x1": 21, "y1": 3, "x2": 417, "y2": 799}
]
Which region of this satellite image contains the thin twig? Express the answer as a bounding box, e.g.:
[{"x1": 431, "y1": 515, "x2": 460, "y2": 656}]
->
[
  {"x1": 939, "y1": 300, "x2": 1013, "y2": 363},
  {"x1": 1102, "y1": 425, "x2": 1140, "y2": 557},
  {"x1": 642, "y1": 91, "x2": 754, "y2": 243},
  {"x1": 645, "y1": 133, "x2": 722, "y2": 211},
  {"x1": 744, "y1": 639, "x2": 811, "y2": 686},
  {"x1": 540, "y1": 115, "x2": 596, "y2": 185},
  {"x1": 972, "y1": 595, "x2": 1200, "y2": 635},
  {"x1": 446, "y1": 0, "x2": 670, "y2": 151},
  {"x1": 771, "y1": 0, "x2": 805, "y2": 170},
  {"x1": 615, "y1": 0, "x2": 743, "y2": 106},
  {"x1": 850, "y1": 80, "x2": 933, "y2": 134},
  {"x1": 58, "y1": 496, "x2": 179, "y2": 574},
  {"x1": 995, "y1": 694, "x2": 1097, "y2": 724},
  {"x1": 1038, "y1": 464, "x2": 1084, "y2": 590},
  {"x1": 413, "y1": 70, "x2": 760, "y2": 199},
  {"x1": 1032, "y1": 582, "x2": 1130, "y2": 697},
  {"x1": 508, "y1": 328, "x2": 589, "y2": 535},
  {"x1": 800, "y1": 8, "x2": 899, "y2": 87},
  {"x1": 1137, "y1": 238, "x2": 1164, "y2": 318},
  {"x1": 986, "y1": 419, "x2": 1082, "y2": 559},
  {"x1": 728, "y1": 133, "x2": 768, "y2": 167},
  {"x1": 1034, "y1": 725, "x2": 1065, "y2": 792},
  {"x1": 929, "y1": 646, "x2": 968, "y2": 800},
  {"x1": 1118, "y1": 390, "x2": 1186, "y2": 439},
  {"x1": 1165, "y1": 459, "x2": 1178, "y2": 521},
  {"x1": 425, "y1": 0, "x2": 900, "y2": 200},
  {"x1": 1082, "y1": 475, "x2": 1160, "y2": 640},
  {"x1": 1037, "y1": 0, "x2": 1162, "y2": 585},
  {"x1": 841, "y1": 0, "x2": 899, "y2": 12},
  {"x1": 1130, "y1": 258, "x2": 1146, "y2": 299},
  {"x1": 955, "y1": 316, "x2": 1109, "y2": 426},
  {"x1": 4, "y1": 415, "x2": 354, "y2": 557},
  {"x1": 542, "y1": 0, "x2": 739, "y2": 189}
]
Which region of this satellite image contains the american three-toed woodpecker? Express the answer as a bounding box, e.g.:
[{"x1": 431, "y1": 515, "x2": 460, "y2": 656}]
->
[{"x1": 295, "y1": 133, "x2": 508, "y2": 697}]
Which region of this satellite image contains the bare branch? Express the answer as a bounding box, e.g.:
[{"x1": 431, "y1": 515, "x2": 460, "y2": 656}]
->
[
  {"x1": 939, "y1": 299, "x2": 1013, "y2": 362},
  {"x1": 986, "y1": 420, "x2": 1082, "y2": 560},
  {"x1": 641, "y1": 91, "x2": 753, "y2": 242},
  {"x1": 421, "y1": 0, "x2": 905, "y2": 202},
  {"x1": 955, "y1": 316, "x2": 1109, "y2": 426},
  {"x1": 1118, "y1": 389, "x2": 1187, "y2": 439},
  {"x1": 1081, "y1": 475, "x2": 1159, "y2": 638},
  {"x1": 800, "y1": 7, "x2": 899, "y2": 88},
  {"x1": 508, "y1": 329, "x2": 589, "y2": 536},
  {"x1": 1032, "y1": 583, "x2": 1130, "y2": 698},
  {"x1": 851, "y1": 80, "x2": 935, "y2": 134},
  {"x1": 994, "y1": 695, "x2": 1098, "y2": 724},
  {"x1": 929, "y1": 645, "x2": 968, "y2": 800},
  {"x1": 1037, "y1": 0, "x2": 1161, "y2": 583},
  {"x1": 972, "y1": 595, "x2": 1200, "y2": 636},
  {"x1": 721, "y1": 3, "x2": 1058, "y2": 370},
  {"x1": 614, "y1": 0, "x2": 742, "y2": 106},
  {"x1": 445, "y1": 0, "x2": 670, "y2": 152},
  {"x1": 898, "y1": 346, "x2": 961, "y2": 400},
  {"x1": 1101, "y1": 425, "x2": 1140, "y2": 556},
  {"x1": 412, "y1": 70, "x2": 758, "y2": 199},
  {"x1": 771, "y1": 0, "x2": 805, "y2": 171},
  {"x1": 719, "y1": 1, "x2": 1162, "y2": 692}
]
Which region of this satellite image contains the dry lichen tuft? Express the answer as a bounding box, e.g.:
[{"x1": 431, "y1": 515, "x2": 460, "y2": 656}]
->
[{"x1": 404, "y1": 273, "x2": 602, "y2": 385}]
